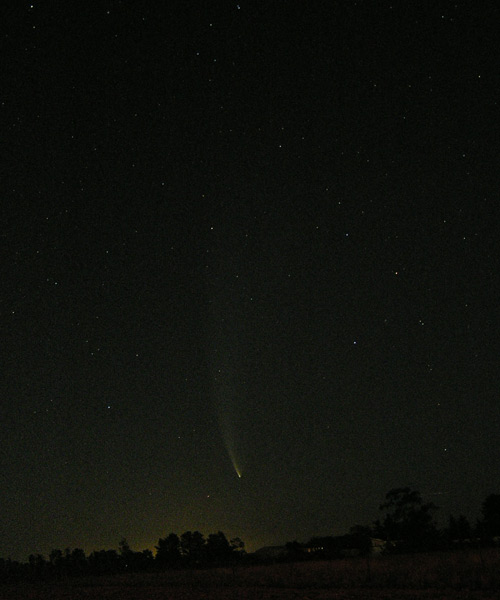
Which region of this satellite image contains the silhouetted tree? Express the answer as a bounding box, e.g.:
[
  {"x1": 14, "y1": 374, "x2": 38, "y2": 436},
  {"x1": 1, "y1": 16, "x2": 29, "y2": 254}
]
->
[
  {"x1": 155, "y1": 533, "x2": 181, "y2": 568},
  {"x1": 118, "y1": 538, "x2": 154, "y2": 572},
  {"x1": 230, "y1": 537, "x2": 245, "y2": 556},
  {"x1": 0, "y1": 529, "x2": 247, "y2": 580},
  {"x1": 49, "y1": 549, "x2": 64, "y2": 578},
  {"x1": 349, "y1": 525, "x2": 374, "y2": 556},
  {"x1": 447, "y1": 514, "x2": 472, "y2": 546},
  {"x1": 134, "y1": 549, "x2": 154, "y2": 572},
  {"x1": 118, "y1": 538, "x2": 133, "y2": 571},
  {"x1": 180, "y1": 531, "x2": 206, "y2": 565},
  {"x1": 28, "y1": 554, "x2": 47, "y2": 579},
  {"x1": 88, "y1": 549, "x2": 122, "y2": 575},
  {"x1": 67, "y1": 548, "x2": 87, "y2": 576},
  {"x1": 0, "y1": 557, "x2": 23, "y2": 583},
  {"x1": 206, "y1": 531, "x2": 232, "y2": 564},
  {"x1": 375, "y1": 487, "x2": 439, "y2": 552},
  {"x1": 20, "y1": 548, "x2": 89, "y2": 580},
  {"x1": 480, "y1": 494, "x2": 500, "y2": 541}
]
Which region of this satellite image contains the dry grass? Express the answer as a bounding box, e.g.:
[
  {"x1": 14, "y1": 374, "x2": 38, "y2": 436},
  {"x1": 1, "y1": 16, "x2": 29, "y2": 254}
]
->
[
  {"x1": 1, "y1": 549, "x2": 499, "y2": 599},
  {"x1": 178, "y1": 548, "x2": 500, "y2": 590}
]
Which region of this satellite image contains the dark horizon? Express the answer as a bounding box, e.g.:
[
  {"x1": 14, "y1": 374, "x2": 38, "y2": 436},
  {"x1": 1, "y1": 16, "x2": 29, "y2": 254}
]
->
[
  {"x1": 2, "y1": 1, "x2": 499, "y2": 563},
  {"x1": 0, "y1": 486, "x2": 497, "y2": 564}
]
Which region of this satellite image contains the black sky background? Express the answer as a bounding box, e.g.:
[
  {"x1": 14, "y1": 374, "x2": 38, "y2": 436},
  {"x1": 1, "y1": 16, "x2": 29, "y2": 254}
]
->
[{"x1": 1, "y1": 1, "x2": 499, "y2": 560}]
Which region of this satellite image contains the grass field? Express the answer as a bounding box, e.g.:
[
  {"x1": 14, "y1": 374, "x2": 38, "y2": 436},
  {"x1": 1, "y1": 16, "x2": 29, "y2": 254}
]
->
[{"x1": 1, "y1": 549, "x2": 499, "y2": 599}]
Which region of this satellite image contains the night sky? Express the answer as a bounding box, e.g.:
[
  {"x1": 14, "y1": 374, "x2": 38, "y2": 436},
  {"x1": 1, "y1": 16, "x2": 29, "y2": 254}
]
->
[{"x1": 2, "y1": 1, "x2": 499, "y2": 560}]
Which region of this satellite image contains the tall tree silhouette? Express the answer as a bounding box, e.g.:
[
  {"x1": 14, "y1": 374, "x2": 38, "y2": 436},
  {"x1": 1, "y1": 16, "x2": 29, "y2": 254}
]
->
[
  {"x1": 180, "y1": 531, "x2": 206, "y2": 565},
  {"x1": 155, "y1": 533, "x2": 181, "y2": 568},
  {"x1": 481, "y1": 494, "x2": 500, "y2": 540},
  {"x1": 375, "y1": 487, "x2": 438, "y2": 552},
  {"x1": 88, "y1": 549, "x2": 122, "y2": 575},
  {"x1": 206, "y1": 531, "x2": 232, "y2": 564},
  {"x1": 447, "y1": 514, "x2": 472, "y2": 545}
]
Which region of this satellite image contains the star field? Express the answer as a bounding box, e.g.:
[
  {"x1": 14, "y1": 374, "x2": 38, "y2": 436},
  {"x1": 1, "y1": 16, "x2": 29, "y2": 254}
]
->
[{"x1": 1, "y1": 1, "x2": 499, "y2": 560}]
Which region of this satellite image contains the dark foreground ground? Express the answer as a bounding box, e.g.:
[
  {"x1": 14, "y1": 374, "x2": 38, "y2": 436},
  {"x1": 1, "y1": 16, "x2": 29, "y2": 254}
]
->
[
  {"x1": 0, "y1": 584, "x2": 498, "y2": 600},
  {"x1": 1, "y1": 551, "x2": 499, "y2": 599}
]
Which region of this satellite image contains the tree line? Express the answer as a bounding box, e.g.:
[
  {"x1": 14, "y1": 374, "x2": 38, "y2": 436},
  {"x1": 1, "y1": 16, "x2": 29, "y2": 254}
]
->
[
  {"x1": 1, "y1": 488, "x2": 500, "y2": 583},
  {"x1": 282, "y1": 488, "x2": 500, "y2": 559},
  {"x1": 0, "y1": 530, "x2": 245, "y2": 583},
  {"x1": 373, "y1": 488, "x2": 500, "y2": 553}
]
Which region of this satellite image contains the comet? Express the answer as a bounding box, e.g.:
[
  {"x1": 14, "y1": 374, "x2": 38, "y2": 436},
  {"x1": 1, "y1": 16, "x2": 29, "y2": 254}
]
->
[
  {"x1": 206, "y1": 263, "x2": 246, "y2": 482},
  {"x1": 233, "y1": 462, "x2": 242, "y2": 479},
  {"x1": 222, "y1": 427, "x2": 243, "y2": 479}
]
